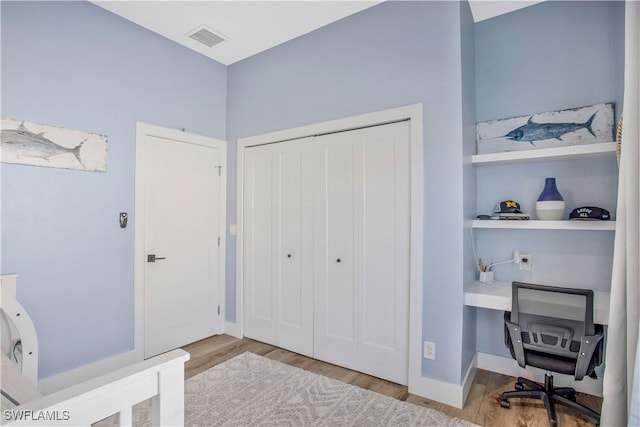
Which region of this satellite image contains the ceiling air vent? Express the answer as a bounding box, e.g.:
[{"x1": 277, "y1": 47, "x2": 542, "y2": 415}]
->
[{"x1": 187, "y1": 26, "x2": 226, "y2": 48}]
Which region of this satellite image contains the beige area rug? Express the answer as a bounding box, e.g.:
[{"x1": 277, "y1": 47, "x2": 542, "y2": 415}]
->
[{"x1": 97, "y1": 352, "x2": 477, "y2": 426}]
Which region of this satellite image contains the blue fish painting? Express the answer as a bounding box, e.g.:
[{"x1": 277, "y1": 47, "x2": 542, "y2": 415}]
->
[
  {"x1": 476, "y1": 103, "x2": 615, "y2": 155},
  {"x1": 0, "y1": 117, "x2": 107, "y2": 172},
  {"x1": 1, "y1": 121, "x2": 85, "y2": 165},
  {"x1": 504, "y1": 112, "x2": 597, "y2": 144}
]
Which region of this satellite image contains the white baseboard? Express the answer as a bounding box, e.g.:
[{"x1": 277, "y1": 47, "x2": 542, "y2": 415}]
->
[
  {"x1": 409, "y1": 354, "x2": 477, "y2": 409},
  {"x1": 461, "y1": 352, "x2": 478, "y2": 406},
  {"x1": 476, "y1": 352, "x2": 603, "y2": 397},
  {"x1": 38, "y1": 348, "x2": 143, "y2": 395},
  {"x1": 224, "y1": 321, "x2": 242, "y2": 338},
  {"x1": 409, "y1": 349, "x2": 603, "y2": 409}
]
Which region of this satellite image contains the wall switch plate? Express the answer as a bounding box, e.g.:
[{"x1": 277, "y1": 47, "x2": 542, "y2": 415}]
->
[
  {"x1": 520, "y1": 254, "x2": 532, "y2": 271},
  {"x1": 424, "y1": 341, "x2": 436, "y2": 360}
]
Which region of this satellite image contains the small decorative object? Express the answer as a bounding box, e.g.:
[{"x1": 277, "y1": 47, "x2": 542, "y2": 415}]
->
[
  {"x1": 476, "y1": 103, "x2": 615, "y2": 154},
  {"x1": 0, "y1": 117, "x2": 108, "y2": 172},
  {"x1": 536, "y1": 178, "x2": 565, "y2": 220}
]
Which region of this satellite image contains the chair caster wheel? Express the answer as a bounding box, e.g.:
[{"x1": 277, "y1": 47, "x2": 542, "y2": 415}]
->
[
  {"x1": 500, "y1": 400, "x2": 510, "y2": 409},
  {"x1": 514, "y1": 382, "x2": 524, "y2": 391}
]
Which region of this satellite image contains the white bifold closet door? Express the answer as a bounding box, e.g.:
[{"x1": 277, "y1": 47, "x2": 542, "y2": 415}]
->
[
  {"x1": 313, "y1": 121, "x2": 410, "y2": 385},
  {"x1": 243, "y1": 120, "x2": 410, "y2": 384},
  {"x1": 243, "y1": 138, "x2": 315, "y2": 357}
]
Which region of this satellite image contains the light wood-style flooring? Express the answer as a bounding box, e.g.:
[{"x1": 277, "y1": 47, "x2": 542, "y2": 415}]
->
[{"x1": 182, "y1": 334, "x2": 601, "y2": 427}]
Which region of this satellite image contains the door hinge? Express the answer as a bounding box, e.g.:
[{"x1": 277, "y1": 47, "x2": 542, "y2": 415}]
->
[
  {"x1": 215, "y1": 165, "x2": 222, "y2": 176},
  {"x1": 217, "y1": 305, "x2": 220, "y2": 315},
  {"x1": 217, "y1": 236, "x2": 221, "y2": 246}
]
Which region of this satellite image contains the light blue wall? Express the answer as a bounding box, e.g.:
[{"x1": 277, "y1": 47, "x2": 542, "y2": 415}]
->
[
  {"x1": 3, "y1": 0, "x2": 622, "y2": 387},
  {"x1": 0, "y1": 1, "x2": 227, "y2": 378},
  {"x1": 227, "y1": 1, "x2": 468, "y2": 384},
  {"x1": 476, "y1": 0, "x2": 624, "y2": 122},
  {"x1": 460, "y1": 0, "x2": 478, "y2": 377},
  {"x1": 473, "y1": 1, "x2": 622, "y2": 356}
]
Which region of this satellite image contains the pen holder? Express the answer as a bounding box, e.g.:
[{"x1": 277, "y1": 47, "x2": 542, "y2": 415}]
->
[{"x1": 479, "y1": 271, "x2": 494, "y2": 284}]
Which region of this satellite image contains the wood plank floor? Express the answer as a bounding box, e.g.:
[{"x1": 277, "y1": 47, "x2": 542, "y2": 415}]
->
[{"x1": 182, "y1": 335, "x2": 602, "y2": 427}]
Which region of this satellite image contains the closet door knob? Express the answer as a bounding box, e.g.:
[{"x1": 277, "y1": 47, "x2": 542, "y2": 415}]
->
[
  {"x1": 287, "y1": 254, "x2": 292, "y2": 258},
  {"x1": 336, "y1": 258, "x2": 341, "y2": 263}
]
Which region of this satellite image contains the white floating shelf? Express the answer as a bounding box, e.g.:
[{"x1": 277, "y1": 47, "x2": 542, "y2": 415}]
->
[
  {"x1": 472, "y1": 142, "x2": 617, "y2": 165},
  {"x1": 472, "y1": 220, "x2": 616, "y2": 231}
]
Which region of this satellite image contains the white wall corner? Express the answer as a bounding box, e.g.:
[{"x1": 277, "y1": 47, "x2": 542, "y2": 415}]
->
[
  {"x1": 409, "y1": 355, "x2": 476, "y2": 409},
  {"x1": 224, "y1": 321, "x2": 243, "y2": 339}
]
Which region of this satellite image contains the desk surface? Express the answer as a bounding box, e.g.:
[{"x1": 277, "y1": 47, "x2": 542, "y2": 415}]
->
[{"x1": 464, "y1": 281, "x2": 610, "y2": 325}]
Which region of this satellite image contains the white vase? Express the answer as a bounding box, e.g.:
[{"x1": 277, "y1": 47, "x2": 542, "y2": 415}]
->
[{"x1": 536, "y1": 200, "x2": 566, "y2": 220}]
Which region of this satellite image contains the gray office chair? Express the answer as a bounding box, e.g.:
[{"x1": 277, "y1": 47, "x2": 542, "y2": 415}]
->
[{"x1": 500, "y1": 281, "x2": 604, "y2": 427}]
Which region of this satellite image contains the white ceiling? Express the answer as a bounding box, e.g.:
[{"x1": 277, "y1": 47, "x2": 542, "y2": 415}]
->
[
  {"x1": 91, "y1": 1, "x2": 545, "y2": 66},
  {"x1": 468, "y1": 0, "x2": 545, "y2": 23},
  {"x1": 91, "y1": 1, "x2": 383, "y2": 65}
]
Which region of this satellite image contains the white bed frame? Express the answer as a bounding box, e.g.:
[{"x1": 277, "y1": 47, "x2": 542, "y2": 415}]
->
[
  {"x1": 1, "y1": 274, "x2": 190, "y2": 426},
  {"x1": 1, "y1": 274, "x2": 38, "y2": 385}
]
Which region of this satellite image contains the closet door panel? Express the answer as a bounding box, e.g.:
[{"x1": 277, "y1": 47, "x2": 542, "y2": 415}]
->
[
  {"x1": 243, "y1": 139, "x2": 314, "y2": 357},
  {"x1": 357, "y1": 122, "x2": 410, "y2": 384},
  {"x1": 314, "y1": 137, "x2": 357, "y2": 365},
  {"x1": 275, "y1": 142, "x2": 314, "y2": 356},
  {"x1": 243, "y1": 147, "x2": 276, "y2": 344},
  {"x1": 361, "y1": 137, "x2": 398, "y2": 349},
  {"x1": 278, "y1": 151, "x2": 303, "y2": 327}
]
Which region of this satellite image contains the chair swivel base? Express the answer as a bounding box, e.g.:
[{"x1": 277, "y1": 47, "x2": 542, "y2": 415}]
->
[{"x1": 500, "y1": 373, "x2": 600, "y2": 427}]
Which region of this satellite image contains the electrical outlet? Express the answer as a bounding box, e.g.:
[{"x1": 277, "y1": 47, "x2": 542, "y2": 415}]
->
[
  {"x1": 520, "y1": 254, "x2": 532, "y2": 271},
  {"x1": 424, "y1": 341, "x2": 436, "y2": 360}
]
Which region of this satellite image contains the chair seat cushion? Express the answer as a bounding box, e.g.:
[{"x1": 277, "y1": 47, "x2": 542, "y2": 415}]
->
[
  {"x1": 524, "y1": 350, "x2": 578, "y2": 375},
  {"x1": 508, "y1": 346, "x2": 598, "y2": 377}
]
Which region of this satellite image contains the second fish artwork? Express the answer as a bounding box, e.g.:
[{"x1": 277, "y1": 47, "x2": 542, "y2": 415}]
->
[{"x1": 1, "y1": 117, "x2": 108, "y2": 172}]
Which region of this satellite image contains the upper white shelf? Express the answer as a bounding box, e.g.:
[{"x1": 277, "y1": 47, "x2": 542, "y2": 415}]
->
[
  {"x1": 472, "y1": 220, "x2": 616, "y2": 231},
  {"x1": 472, "y1": 142, "x2": 617, "y2": 165}
]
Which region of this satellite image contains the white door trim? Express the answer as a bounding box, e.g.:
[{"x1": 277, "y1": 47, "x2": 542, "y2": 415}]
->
[
  {"x1": 135, "y1": 122, "x2": 227, "y2": 358},
  {"x1": 235, "y1": 104, "x2": 423, "y2": 389}
]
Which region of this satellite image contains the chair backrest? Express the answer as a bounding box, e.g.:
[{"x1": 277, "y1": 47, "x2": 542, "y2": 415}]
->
[{"x1": 505, "y1": 281, "x2": 603, "y2": 380}]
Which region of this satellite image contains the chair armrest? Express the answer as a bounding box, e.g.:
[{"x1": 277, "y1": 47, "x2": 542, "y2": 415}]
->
[
  {"x1": 505, "y1": 318, "x2": 526, "y2": 368},
  {"x1": 575, "y1": 332, "x2": 604, "y2": 380}
]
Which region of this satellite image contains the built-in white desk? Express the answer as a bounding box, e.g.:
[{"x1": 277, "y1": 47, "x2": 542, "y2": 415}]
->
[{"x1": 464, "y1": 281, "x2": 611, "y2": 325}]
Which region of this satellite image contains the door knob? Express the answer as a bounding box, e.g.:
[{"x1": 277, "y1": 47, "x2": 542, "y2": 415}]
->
[
  {"x1": 336, "y1": 258, "x2": 341, "y2": 263},
  {"x1": 287, "y1": 254, "x2": 292, "y2": 258},
  {"x1": 147, "y1": 254, "x2": 166, "y2": 263}
]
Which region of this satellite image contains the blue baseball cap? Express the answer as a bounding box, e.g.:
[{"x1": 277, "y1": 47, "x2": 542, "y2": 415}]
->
[
  {"x1": 569, "y1": 206, "x2": 610, "y2": 220},
  {"x1": 494, "y1": 200, "x2": 522, "y2": 214}
]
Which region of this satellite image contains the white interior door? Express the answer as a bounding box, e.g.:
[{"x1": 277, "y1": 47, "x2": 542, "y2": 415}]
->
[
  {"x1": 143, "y1": 133, "x2": 223, "y2": 358},
  {"x1": 243, "y1": 139, "x2": 314, "y2": 356},
  {"x1": 314, "y1": 121, "x2": 410, "y2": 384}
]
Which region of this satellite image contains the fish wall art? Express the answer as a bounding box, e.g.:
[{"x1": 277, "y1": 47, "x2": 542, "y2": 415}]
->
[
  {"x1": 0, "y1": 117, "x2": 107, "y2": 172},
  {"x1": 476, "y1": 103, "x2": 614, "y2": 155}
]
